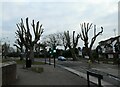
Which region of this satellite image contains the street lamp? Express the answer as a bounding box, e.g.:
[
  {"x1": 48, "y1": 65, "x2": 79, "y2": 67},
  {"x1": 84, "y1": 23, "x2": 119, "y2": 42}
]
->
[
  {"x1": 44, "y1": 48, "x2": 47, "y2": 64},
  {"x1": 49, "y1": 48, "x2": 52, "y2": 65},
  {"x1": 53, "y1": 49, "x2": 56, "y2": 68},
  {"x1": 53, "y1": 46, "x2": 56, "y2": 68}
]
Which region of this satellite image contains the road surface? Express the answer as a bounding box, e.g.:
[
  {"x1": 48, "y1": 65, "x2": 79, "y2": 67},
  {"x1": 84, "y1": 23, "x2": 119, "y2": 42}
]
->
[{"x1": 35, "y1": 58, "x2": 120, "y2": 86}]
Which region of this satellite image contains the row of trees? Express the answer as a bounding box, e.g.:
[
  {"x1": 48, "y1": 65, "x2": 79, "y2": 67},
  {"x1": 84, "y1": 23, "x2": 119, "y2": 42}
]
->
[
  {"x1": 14, "y1": 17, "x2": 103, "y2": 67},
  {"x1": 42, "y1": 31, "x2": 80, "y2": 60},
  {"x1": 42, "y1": 23, "x2": 103, "y2": 61}
]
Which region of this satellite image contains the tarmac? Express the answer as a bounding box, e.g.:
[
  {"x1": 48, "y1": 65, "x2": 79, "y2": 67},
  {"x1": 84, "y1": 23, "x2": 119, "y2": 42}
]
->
[
  {"x1": 9, "y1": 64, "x2": 97, "y2": 86},
  {"x1": 57, "y1": 64, "x2": 117, "y2": 87},
  {"x1": 43, "y1": 60, "x2": 120, "y2": 87}
]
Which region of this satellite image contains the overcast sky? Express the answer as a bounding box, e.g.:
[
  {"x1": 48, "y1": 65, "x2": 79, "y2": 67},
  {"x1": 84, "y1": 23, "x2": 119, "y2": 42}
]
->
[{"x1": 0, "y1": 0, "x2": 119, "y2": 49}]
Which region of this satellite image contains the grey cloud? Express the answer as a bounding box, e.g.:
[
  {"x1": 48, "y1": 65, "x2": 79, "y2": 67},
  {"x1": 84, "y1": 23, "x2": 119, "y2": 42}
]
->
[{"x1": 1, "y1": 0, "x2": 119, "y2": 48}]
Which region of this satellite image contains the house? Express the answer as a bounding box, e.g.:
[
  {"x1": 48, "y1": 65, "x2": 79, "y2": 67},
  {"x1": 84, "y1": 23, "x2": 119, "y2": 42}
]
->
[{"x1": 97, "y1": 35, "x2": 120, "y2": 61}]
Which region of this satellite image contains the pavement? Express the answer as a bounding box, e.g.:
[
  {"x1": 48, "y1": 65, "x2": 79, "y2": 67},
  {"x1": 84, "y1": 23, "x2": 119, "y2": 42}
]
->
[
  {"x1": 10, "y1": 64, "x2": 96, "y2": 86},
  {"x1": 0, "y1": 68, "x2": 2, "y2": 87}
]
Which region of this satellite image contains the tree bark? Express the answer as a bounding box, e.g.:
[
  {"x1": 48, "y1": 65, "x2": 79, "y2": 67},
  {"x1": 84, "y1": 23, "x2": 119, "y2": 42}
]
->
[
  {"x1": 70, "y1": 48, "x2": 78, "y2": 61},
  {"x1": 87, "y1": 48, "x2": 94, "y2": 62},
  {"x1": 29, "y1": 47, "x2": 34, "y2": 63},
  {"x1": 20, "y1": 46, "x2": 24, "y2": 60}
]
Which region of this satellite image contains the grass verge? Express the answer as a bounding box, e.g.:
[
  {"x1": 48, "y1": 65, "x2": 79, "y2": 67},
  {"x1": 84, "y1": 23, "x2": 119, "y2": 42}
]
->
[
  {"x1": 31, "y1": 67, "x2": 44, "y2": 73},
  {"x1": 15, "y1": 59, "x2": 45, "y2": 65},
  {"x1": 15, "y1": 60, "x2": 25, "y2": 64},
  {"x1": 33, "y1": 61, "x2": 45, "y2": 65}
]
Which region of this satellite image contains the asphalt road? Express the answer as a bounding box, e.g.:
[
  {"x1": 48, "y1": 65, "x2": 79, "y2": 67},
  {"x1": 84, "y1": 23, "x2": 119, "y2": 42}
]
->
[
  {"x1": 56, "y1": 59, "x2": 120, "y2": 86},
  {"x1": 35, "y1": 58, "x2": 120, "y2": 86}
]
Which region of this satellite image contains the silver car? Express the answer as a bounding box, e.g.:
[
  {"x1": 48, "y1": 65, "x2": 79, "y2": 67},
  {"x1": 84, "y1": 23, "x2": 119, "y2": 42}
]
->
[{"x1": 58, "y1": 56, "x2": 66, "y2": 61}]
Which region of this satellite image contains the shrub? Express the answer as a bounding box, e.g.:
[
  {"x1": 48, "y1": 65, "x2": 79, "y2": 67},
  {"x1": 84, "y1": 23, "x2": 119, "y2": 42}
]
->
[
  {"x1": 15, "y1": 60, "x2": 25, "y2": 64},
  {"x1": 31, "y1": 67, "x2": 44, "y2": 73},
  {"x1": 33, "y1": 61, "x2": 45, "y2": 65},
  {"x1": 63, "y1": 50, "x2": 72, "y2": 58},
  {"x1": 7, "y1": 52, "x2": 20, "y2": 57}
]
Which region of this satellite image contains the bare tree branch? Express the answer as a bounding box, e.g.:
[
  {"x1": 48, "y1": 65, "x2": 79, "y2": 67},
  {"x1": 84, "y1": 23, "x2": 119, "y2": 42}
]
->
[
  {"x1": 79, "y1": 22, "x2": 103, "y2": 61},
  {"x1": 89, "y1": 27, "x2": 103, "y2": 49},
  {"x1": 15, "y1": 17, "x2": 44, "y2": 63}
]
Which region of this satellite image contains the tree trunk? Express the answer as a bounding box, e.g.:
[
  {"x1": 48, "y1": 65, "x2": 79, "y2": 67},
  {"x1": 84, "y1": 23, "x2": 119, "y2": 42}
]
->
[
  {"x1": 70, "y1": 48, "x2": 78, "y2": 61},
  {"x1": 20, "y1": 46, "x2": 23, "y2": 60},
  {"x1": 29, "y1": 47, "x2": 34, "y2": 63},
  {"x1": 25, "y1": 47, "x2": 34, "y2": 68},
  {"x1": 87, "y1": 48, "x2": 94, "y2": 62}
]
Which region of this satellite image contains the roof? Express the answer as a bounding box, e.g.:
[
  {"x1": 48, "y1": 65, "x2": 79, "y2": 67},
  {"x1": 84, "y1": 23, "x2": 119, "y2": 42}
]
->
[{"x1": 99, "y1": 35, "x2": 120, "y2": 45}]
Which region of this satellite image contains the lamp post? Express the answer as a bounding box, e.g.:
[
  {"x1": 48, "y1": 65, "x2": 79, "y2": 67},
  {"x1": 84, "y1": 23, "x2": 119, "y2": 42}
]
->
[
  {"x1": 53, "y1": 46, "x2": 56, "y2": 68},
  {"x1": 44, "y1": 49, "x2": 47, "y2": 64},
  {"x1": 49, "y1": 48, "x2": 52, "y2": 65},
  {"x1": 53, "y1": 49, "x2": 56, "y2": 68}
]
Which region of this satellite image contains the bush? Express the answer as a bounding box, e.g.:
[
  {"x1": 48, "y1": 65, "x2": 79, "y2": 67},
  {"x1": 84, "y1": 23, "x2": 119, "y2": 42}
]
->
[
  {"x1": 7, "y1": 52, "x2": 20, "y2": 57},
  {"x1": 15, "y1": 59, "x2": 45, "y2": 65},
  {"x1": 63, "y1": 50, "x2": 72, "y2": 58},
  {"x1": 15, "y1": 60, "x2": 25, "y2": 64},
  {"x1": 92, "y1": 50, "x2": 98, "y2": 61},
  {"x1": 33, "y1": 61, "x2": 45, "y2": 65},
  {"x1": 34, "y1": 52, "x2": 45, "y2": 58}
]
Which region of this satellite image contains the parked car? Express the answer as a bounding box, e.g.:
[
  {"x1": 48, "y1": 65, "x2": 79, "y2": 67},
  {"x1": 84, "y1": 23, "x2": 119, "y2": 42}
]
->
[{"x1": 58, "y1": 56, "x2": 66, "y2": 61}]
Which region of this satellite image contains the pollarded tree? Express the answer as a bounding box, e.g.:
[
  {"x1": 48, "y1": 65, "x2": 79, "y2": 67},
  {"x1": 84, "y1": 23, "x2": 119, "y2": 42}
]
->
[
  {"x1": 43, "y1": 33, "x2": 61, "y2": 50},
  {"x1": 2, "y1": 42, "x2": 9, "y2": 59},
  {"x1": 79, "y1": 22, "x2": 103, "y2": 61},
  {"x1": 57, "y1": 32, "x2": 68, "y2": 50},
  {"x1": 14, "y1": 38, "x2": 24, "y2": 60},
  {"x1": 14, "y1": 22, "x2": 25, "y2": 60},
  {"x1": 64, "y1": 31, "x2": 80, "y2": 61},
  {"x1": 15, "y1": 17, "x2": 44, "y2": 64},
  {"x1": 34, "y1": 42, "x2": 47, "y2": 57}
]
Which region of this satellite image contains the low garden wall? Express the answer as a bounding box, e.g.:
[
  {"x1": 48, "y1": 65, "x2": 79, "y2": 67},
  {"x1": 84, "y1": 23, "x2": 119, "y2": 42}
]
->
[{"x1": 2, "y1": 61, "x2": 17, "y2": 85}]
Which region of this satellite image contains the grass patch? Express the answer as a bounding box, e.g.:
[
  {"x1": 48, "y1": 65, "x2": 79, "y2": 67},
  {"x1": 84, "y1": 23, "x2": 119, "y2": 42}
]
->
[
  {"x1": 31, "y1": 67, "x2": 44, "y2": 73},
  {"x1": 33, "y1": 61, "x2": 45, "y2": 65},
  {"x1": 15, "y1": 60, "x2": 25, "y2": 64},
  {"x1": 2, "y1": 58, "x2": 15, "y2": 63},
  {"x1": 15, "y1": 59, "x2": 45, "y2": 65}
]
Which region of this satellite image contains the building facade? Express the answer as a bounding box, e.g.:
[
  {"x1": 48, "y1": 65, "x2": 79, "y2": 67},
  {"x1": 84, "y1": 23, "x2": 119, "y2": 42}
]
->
[{"x1": 97, "y1": 35, "x2": 120, "y2": 63}]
